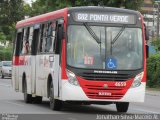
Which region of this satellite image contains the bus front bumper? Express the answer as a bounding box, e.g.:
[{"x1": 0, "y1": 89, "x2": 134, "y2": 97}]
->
[{"x1": 61, "y1": 81, "x2": 146, "y2": 102}]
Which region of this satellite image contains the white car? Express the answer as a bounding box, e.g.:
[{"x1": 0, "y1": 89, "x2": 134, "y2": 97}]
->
[{"x1": 0, "y1": 61, "x2": 12, "y2": 78}]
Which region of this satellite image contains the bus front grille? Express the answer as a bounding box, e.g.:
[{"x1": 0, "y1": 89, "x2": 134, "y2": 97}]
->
[
  {"x1": 83, "y1": 84, "x2": 126, "y2": 100},
  {"x1": 77, "y1": 77, "x2": 133, "y2": 100},
  {"x1": 79, "y1": 72, "x2": 133, "y2": 81},
  {"x1": 86, "y1": 92, "x2": 124, "y2": 99}
]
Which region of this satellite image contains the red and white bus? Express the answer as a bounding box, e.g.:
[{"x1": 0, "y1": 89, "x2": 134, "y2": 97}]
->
[{"x1": 12, "y1": 6, "x2": 149, "y2": 112}]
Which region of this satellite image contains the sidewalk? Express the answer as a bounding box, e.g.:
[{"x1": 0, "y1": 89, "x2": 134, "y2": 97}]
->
[{"x1": 146, "y1": 89, "x2": 160, "y2": 96}]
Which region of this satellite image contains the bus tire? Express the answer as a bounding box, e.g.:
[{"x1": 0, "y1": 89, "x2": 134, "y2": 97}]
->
[
  {"x1": 49, "y1": 81, "x2": 62, "y2": 111},
  {"x1": 23, "y1": 81, "x2": 32, "y2": 103},
  {"x1": 34, "y1": 96, "x2": 42, "y2": 104},
  {"x1": 116, "y1": 102, "x2": 129, "y2": 113}
]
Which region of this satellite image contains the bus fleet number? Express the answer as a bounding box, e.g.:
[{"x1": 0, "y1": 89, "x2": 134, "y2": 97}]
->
[{"x1": 115, "y1": 82, "x2": 126, "y2": 87}]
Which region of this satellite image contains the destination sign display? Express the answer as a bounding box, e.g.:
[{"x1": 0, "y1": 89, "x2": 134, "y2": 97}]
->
[{"x1": 73, "y1": 12, "x2": 136, "y2": 24}]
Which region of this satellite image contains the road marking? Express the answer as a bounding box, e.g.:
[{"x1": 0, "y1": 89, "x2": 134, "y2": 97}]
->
[
  {"x1": 67, "y1": 118, "x2": 77, "y2": 120},
  {"x1": 130, "y1": 108, "x2": 160, "y2": 114},
  {"x1": 0, "y1": 83, "x2": 11, "y2": 87},
  {"x1": 4, "y1": 101, "x2": 25, "y2": 107}
]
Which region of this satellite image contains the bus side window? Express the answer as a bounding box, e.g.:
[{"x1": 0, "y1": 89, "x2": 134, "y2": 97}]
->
[
  {"x1": 16, "y1": 29, "x2": 24, "y2": 56},
  {"x1": 17, "y1": 29, "x2": 24, "y2": 55},
  {"x1": 39, "y1": 22, "x2": 56, "y2": 53},
  {"x1": 39, "y1": 23, "x2": 48, "y2": 53},
  {"x1": 45, "y1": 21, "x2": 56, "y2": 53},
  {"x1": 45, "y1": 22, "x2": 52, "y2": 52},
  {"x1": 39, "y1": 24, "x2": 44, "y2": 53},
  {"x1": 21, "y1": 27, "x2": 30, "y2": 55},
  {"x1": 54, "y1": 20, "x2": 64, "y2": 54},
  {"x1": 32, "y1": 24, "x2": 40, "y2": 55},
  {"x1": 51, "y1": 22, "x2": 56, "y2": 52}
]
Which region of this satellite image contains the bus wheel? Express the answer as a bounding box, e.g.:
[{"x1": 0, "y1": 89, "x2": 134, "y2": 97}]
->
[
  {"x1": 116, "y1": 102, "x2": 129, "y2": 113},
  {"x1": 49, "y1": 81, "x2": 62, "y2": 111},
  {"x1": 23, "y1": 81, "x2": 32, "y2": 103},
  {"x1": 34, "y1": 96, "x2": 42, "y2": 104}
]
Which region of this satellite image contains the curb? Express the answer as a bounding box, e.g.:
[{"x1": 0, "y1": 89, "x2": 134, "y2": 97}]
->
[{"x1": 146, "y1": 90, "x2": 160, "y2": 96}]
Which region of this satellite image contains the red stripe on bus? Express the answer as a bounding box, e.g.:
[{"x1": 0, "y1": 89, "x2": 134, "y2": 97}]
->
[
  {"x1": 61, "y1": 8, "x2": 68, "y2": 80},
  {"x1": 61, "y1": 39, "x2": 68, "y2": 80},
  {"x1": 12, "y1": 56, "x2": 19, "y2": 65},
  {"x1": 16, "y1": 8, "x2": 68, "y2": 28},
  {"x1": 141, "y1": 14, "x2": 146, "y2": 82},
  {"x1": 12, "y1": 56, "x2": 29, "y2": 66}
]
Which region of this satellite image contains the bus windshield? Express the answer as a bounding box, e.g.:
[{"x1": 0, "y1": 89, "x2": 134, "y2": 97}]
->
[{"x1": 67, "y1": 25, "x2": 143, "y2": 70}]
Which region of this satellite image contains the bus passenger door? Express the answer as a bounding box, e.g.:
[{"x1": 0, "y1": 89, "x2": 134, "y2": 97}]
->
[
  {"x1": 53, "y1": 19, "x2": 64, "y2": 98},
  {"x1": 31, "y1": 25, "x2": 40, "y2": 95}
]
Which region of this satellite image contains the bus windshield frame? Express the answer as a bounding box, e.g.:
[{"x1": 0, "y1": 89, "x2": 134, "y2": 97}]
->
[{"x1": 66, "y1": 24, "x2": 143, "y2": 71}]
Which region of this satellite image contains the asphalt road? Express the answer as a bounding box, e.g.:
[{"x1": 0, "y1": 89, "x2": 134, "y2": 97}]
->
[{"x1": 0, "y1": 78, "x2": 160, "y2": 120}]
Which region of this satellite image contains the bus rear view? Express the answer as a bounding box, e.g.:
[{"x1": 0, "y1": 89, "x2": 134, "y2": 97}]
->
[{"x1": 63, "y1": 7, "x2": 147, "y2": 112}]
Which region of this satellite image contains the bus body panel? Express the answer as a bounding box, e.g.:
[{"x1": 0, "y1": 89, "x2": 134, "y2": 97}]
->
[
  {"x1": 35, "y1": 55, "x2": 48, "y2": 97},
  {"x1": 53, "y1": 55, "x2": 60, "y2": 98},
  {"x1": 31, "y1": 56, "x2": 36, "y2": 95},
  {"x1": 12, "y1": 56, "x2": 21, "y2": 91},
  {"x1": 12, "y1": 61, "x2": 19, "y2": 91},
  {"x1": 35, "y1": 54, "x2": 60, "y2": 97}
]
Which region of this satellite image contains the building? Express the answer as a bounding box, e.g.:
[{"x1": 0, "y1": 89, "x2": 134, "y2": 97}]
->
[{"x1": 141, "y1": 0, "x2": 158, "y2": 37}]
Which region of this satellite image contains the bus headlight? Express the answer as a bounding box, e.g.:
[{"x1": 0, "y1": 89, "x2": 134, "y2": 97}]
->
[
  {"x1": 67, "y1": 70, "x2": 79, "y2": 86},
  {"x1": 131, "y1": 72, "x2": 144, "y2": 88}
]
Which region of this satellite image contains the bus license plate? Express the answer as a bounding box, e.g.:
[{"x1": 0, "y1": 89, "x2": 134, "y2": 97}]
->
[{"x1": 98, "y1": 92, "x2": 112, "y2": 96}]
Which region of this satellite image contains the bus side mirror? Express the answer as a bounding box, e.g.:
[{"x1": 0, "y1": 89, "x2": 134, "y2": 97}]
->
[
  {"x1": 146, "y1": 44, "x2": 149, "y2": 58},
  {"x1": 144, "y1": 24, "x2": 149, "y2": 40}
]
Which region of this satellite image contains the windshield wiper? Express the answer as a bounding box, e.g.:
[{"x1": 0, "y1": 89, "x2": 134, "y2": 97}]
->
[
  {"x1": 111, "y1": 25, "x2": 126, "y2": 45},
  {"x1": 83, "y1": 22, "x2": 101, "y2": 44},
  {"x1": 110, "y1": 25, "x2": 126, "y2": 55}
]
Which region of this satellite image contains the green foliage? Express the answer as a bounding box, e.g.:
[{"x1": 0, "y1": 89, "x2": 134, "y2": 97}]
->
[
  {"x1": 30, "y1": 0, "x2": 71, "y2": 16},
  {"x1": 0, "y1": 32, "x2": 6, "y2": 42},
  {"x1": 0, "y1": 0, "x2": 28, "y2": 42},
  {"x1": 123, "y1": 0, "x2": 144, "y2": 11},
  {"x1": 147, "y1": 53, "x2": 160, "y2": 87},
  {"x1": 30, "y1": 0, "x2": 144, "y2": 16},
  {"x1": 151, "y1": 38, "x2": 160, "y2": 52},
  {"x1": 147, "y1": 38, "x2": 160, "y2": 87},
  {"x1": 0, "y1": 45, "x2": 13, "y2": 61}
]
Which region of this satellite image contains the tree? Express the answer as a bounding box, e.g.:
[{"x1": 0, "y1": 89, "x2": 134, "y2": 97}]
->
[
  {"x1": 30, "y1": 0, "x2": 71, "y2": 16},
  {"x1": 0, "y1": 0, "x2": 28, "y2": 42},
  {"x1": 0, "y1": 32, "x2": 6, "y2": 43},
  {"x1": 0, "y1": 0, "x2": 30, "y2": 60},
  {"x1": 30, "y1": 0, "x2": 144, "y2": 16}
]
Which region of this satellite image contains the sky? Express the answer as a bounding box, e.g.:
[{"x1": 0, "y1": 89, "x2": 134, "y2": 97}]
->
[{"x1": 24, "y1": 0, "x2": 36, "y2": 5}]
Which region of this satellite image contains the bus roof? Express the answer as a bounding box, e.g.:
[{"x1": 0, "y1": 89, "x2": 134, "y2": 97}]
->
[
  {"x1": 16, "y1": 6, "x2": 141, "y2": 28},
  {"x1": 68, "y1": 6, "x2": 140, "y2": 15},
  {"x1": 16, "y1": 8, "x2": 68, "y2": 28}
]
